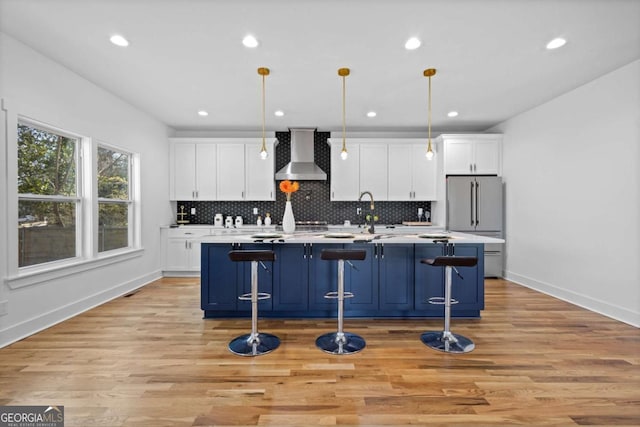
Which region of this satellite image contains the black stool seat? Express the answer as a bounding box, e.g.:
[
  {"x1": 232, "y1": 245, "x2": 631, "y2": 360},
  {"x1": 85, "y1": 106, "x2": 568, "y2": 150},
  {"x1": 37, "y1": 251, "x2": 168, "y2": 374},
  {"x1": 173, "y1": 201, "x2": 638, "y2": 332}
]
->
[
  {"x1": 421, "y1": 256, "x2": 477, "y2": 267},
  {"x1": 320, "y1": 249, "x2": 366, "y2": 261},
  {"x1": 420, "y1": 255, "x2": 478, "y2": 354},
  {"x1": 227, "y1": 250, "x2": 279, "y2": 357},
  {"x1": 229, "y1": 250, "x2": 276, "y2": 262}
]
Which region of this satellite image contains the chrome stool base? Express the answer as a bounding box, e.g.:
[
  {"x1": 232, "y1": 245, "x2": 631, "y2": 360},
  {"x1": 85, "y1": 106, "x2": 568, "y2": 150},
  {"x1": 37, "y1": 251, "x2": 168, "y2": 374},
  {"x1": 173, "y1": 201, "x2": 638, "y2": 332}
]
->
[
  {"x1": 420, "y1": 331, "x2": 475, "y2": 354},
  {"x1": 316, "y1": 331, "x2": 366, "y2": 355},
  {"x1": 229, "y1": 333, "x2": 280, "y2": 356}
]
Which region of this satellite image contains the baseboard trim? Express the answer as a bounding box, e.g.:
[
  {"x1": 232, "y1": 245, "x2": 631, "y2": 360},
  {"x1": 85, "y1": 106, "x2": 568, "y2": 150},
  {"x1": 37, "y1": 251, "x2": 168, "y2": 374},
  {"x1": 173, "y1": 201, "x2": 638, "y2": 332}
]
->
[
  {"x1": 0, "y1": 269, "x2": 163, "y2": 348},
  {"x1": 504, "y1": 270, "x2": 639, "y2": 328}
]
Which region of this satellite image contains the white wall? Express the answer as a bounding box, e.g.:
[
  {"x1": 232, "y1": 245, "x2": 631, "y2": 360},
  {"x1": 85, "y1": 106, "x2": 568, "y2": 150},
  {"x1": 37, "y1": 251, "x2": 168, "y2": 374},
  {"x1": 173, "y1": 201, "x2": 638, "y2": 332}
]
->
[
  {"x1": 491, "y1": 60, "x2": 640, "y2": 327},
  {"x1": 0, "y1": 33, "x2": 174, "y2": 347}
]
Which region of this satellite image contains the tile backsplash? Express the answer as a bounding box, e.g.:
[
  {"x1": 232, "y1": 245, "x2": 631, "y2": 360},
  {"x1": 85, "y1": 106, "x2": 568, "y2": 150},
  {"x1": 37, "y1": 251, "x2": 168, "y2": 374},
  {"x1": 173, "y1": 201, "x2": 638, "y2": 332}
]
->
[{"x1": 176, "y1": 131, "x2": 431, "y2": 225}]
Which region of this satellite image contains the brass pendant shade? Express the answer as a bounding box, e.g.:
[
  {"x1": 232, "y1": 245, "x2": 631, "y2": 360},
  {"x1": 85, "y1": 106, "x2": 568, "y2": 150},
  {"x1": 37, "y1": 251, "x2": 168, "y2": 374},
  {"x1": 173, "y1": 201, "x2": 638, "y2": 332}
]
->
[{"x1": 423, "y1": 68, "x2": 436, "y2": 160}]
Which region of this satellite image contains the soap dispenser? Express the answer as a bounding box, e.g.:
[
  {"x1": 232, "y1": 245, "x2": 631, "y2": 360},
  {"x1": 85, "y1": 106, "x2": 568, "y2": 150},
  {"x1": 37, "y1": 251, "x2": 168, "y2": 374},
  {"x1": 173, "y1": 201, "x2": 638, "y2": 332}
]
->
[{"x1": 235, "y1": 216, "x2": 243, "y2": 227}]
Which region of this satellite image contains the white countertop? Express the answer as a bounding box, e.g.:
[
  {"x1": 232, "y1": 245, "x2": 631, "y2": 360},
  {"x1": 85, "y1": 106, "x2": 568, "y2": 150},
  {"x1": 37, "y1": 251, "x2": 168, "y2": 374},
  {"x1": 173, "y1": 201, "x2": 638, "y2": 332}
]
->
[{"x1": 198, "y1": 230, "x2": 504, "y2": 245}]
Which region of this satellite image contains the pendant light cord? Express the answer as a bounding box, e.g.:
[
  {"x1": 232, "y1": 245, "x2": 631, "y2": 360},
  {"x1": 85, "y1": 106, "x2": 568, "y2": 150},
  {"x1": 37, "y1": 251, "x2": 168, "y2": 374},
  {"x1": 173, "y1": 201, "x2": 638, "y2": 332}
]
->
[
  {"x1": 423, "y1": 68, "x2": 436, "y2": 157},
  {"x1": 428, "y1": 74, "x2": 432, "y2": 145},
  {"x1": 342, "y1": 74, "x2": 346, "y2": 152},
  {"x1": 261, "y1": 72, "x2": 266, "y2": 152}
]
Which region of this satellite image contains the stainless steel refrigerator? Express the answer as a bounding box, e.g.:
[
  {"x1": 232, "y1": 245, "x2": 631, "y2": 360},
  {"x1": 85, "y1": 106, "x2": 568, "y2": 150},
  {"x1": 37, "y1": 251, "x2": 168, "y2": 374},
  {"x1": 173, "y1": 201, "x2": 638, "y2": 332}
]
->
[{"x1": 446, "y1": 176, "x2": 503, "y2": 277}]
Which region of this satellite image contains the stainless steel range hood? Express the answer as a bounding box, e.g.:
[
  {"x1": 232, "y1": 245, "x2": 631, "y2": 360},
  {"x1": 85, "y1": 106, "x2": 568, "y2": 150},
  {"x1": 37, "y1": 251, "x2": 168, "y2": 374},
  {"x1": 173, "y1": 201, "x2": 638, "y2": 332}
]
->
[{"x1": 275, "y1": 128, "x2": 327, "y2": 181}]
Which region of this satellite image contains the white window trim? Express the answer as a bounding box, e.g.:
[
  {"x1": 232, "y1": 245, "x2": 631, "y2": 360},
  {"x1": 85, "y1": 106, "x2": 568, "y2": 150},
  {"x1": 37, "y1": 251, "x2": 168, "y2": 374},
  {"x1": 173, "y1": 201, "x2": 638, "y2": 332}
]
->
[
  {"x1": 5, "y1": 111, "x2": 143, "y2": 288},
  {"x1": 5, "y1": 248, "x2": 144, "y2": 289},
  {"x1": 95, "y1": 141, "x2": 140, "y2": 255}
]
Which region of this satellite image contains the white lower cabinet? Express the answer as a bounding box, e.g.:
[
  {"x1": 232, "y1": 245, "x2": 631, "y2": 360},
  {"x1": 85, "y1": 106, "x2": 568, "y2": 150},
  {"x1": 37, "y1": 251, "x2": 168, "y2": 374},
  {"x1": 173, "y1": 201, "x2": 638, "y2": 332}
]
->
[{"x1": 162, "y1": 227, "x2": 212, "y2": 276}]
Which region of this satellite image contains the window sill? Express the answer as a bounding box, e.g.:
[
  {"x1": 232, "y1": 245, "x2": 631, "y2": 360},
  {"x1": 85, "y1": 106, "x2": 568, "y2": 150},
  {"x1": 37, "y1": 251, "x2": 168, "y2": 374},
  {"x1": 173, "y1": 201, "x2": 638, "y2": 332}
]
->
[{"x1": 5, "y1": 248, "x2": 144, "y2": 289}]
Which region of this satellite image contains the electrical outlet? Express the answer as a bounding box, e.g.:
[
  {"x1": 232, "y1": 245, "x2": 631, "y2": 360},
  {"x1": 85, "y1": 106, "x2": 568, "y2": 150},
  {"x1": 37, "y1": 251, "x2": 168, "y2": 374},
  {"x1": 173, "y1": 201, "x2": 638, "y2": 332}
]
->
[
  {"x1": 253, "y1": 207, "x2": 259, "y2": 215},
  {"x1": 357, "y1": 207, "x2": 362, "y2": 215},
  {"x1": 191, "y1": 208, "x2": 196, "y2": 215},
  {"x1": 0, "y1": 300, "x2": 8, "y2": 317}
]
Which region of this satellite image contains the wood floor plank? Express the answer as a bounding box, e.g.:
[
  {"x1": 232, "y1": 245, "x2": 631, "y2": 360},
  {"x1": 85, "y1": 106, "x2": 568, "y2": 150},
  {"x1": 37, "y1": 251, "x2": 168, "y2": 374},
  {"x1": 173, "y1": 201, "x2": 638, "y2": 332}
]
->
[{"x1": 1, "y1": 278, "x2": 638, "y2": 426}]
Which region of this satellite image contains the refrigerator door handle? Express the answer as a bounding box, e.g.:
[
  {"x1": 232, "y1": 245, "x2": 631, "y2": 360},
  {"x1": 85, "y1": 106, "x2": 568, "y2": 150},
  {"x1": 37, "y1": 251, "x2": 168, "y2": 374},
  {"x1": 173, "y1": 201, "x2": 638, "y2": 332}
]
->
[
  {"x1": 475, "y1": 181, "x2": 480, "y2": 227},
  {"x1": 470, "y1": 181, "x2": 475, "y2": 227}
]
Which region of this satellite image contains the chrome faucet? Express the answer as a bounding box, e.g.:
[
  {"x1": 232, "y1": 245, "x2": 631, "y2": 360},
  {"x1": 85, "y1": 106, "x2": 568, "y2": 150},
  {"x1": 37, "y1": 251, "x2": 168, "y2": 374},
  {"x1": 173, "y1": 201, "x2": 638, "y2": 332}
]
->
[{"x1": 358, "y1": 191, "x2": 375, "y2": 234}]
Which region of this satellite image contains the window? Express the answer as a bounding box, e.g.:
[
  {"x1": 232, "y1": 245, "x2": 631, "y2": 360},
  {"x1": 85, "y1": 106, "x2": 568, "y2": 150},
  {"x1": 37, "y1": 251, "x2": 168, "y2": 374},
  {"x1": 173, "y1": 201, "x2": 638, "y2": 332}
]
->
[
  {"x1": 97, "y1": 145, "x2": 131, "y2": 252},
  {"x1": 15, "y1": 118, "x2": 140, "y2": 276},
  {"x1": 17, "y1": 122, "x2": 80, "y2": 267}
]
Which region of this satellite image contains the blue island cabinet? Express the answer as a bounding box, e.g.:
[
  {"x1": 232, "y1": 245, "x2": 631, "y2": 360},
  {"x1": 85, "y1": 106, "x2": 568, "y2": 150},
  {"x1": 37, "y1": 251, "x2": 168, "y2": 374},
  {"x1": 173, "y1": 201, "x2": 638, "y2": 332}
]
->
[
  {"x1": 201, "y1": 242, "x2": 485, "y2": 319},
  {"x1": 201, "y1": 243, "x2": 274, "y2": 317},
  {"x1": 273, "y1": 243, "x2": 376, "y2": 316},
  {"x1": 414, "y1": 243, "x2": 484, "y2": 317}
]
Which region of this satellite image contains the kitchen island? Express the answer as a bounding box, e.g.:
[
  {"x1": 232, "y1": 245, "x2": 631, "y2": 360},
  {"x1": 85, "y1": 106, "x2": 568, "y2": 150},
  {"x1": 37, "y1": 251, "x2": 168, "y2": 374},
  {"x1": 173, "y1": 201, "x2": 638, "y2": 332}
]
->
[{"x1": 200, "y1": 230, "x2": 503, "y2": 319}]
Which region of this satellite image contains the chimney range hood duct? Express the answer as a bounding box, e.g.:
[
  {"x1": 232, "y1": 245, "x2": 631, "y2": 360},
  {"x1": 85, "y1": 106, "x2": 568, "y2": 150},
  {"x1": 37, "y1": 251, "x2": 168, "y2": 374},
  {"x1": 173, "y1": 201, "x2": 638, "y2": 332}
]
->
[{"x1": 275, "y1": 128, "x2": 327, "y2": 181}]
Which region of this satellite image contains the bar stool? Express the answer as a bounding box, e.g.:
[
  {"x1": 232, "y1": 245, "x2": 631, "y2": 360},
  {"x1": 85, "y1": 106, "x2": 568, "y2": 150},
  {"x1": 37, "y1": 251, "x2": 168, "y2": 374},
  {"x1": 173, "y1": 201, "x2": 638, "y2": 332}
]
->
[
  {"x1": 228, "y1": 250, "x2": 280, "y2": 356},
  {"x1": 316, "y1": 249, "x2": 367, "y2": 355},
  {"x1": 420, "y1": 256, "x2": 478, "y2": 354}
]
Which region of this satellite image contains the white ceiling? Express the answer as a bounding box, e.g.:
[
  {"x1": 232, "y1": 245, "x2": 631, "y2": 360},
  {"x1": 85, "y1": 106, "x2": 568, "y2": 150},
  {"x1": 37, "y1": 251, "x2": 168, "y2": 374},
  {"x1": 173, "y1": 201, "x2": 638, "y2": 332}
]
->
[{"x1": 1, "y1": 0, "x2": 639, "y2": 134}]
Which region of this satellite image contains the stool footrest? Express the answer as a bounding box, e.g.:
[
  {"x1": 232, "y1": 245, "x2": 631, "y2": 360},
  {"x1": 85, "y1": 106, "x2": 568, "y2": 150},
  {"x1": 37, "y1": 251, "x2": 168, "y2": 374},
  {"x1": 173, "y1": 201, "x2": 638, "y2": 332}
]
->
[
  {"x1": 427, "y1": 296, "x2": 458, "y2": 305},
  {"x1": 324, "y1": 291, "x2": 354, "y2": 299},
  {"x1": 239, "y1": 292, "x2": 271, "y2": 301}
]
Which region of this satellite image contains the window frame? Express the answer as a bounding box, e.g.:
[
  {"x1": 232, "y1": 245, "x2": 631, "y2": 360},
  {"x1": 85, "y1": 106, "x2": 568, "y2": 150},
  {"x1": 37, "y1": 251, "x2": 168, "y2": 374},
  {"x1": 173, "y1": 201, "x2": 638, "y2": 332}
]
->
[
  {"x1": 16, "y1": 118, "x2": 84, "y2": 269},
  {"x1": 95, "y1": 142, "x2": 137, "y2": 254},
  {"x1": 6, "y1": 114, "x2": 143, "y2": 289}
]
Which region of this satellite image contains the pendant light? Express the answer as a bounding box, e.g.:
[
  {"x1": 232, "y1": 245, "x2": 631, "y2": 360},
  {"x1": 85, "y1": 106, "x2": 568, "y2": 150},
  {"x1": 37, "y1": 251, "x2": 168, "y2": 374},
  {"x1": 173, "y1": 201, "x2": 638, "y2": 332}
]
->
[
  {"x1": 423, "y1": 68, "x2": 436, "y2": 160},
  {"x1": 339, "y1": 67, "x2": 350, "y2": 160},
  {"x1": 258, "y1": 67, "x2": 270, "y2": 159}
]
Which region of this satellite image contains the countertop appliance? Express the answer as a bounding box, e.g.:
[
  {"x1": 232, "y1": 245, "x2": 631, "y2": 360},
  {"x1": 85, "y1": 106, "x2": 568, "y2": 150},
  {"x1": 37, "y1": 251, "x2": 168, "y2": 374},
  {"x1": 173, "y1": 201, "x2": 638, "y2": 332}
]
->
[{"x1": 446, "y1": 176, "x2": 504, "y2": 277}]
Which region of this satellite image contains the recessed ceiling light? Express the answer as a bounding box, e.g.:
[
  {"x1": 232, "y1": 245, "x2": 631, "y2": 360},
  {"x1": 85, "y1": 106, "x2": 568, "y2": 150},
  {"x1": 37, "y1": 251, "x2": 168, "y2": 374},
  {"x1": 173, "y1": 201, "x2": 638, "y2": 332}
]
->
[
  {"x1": 546, "y1": 37, "x2": 566, "y2": 50},
  {"x1": 274, "y1": 110, "x2": 284, "y2": 117},
  {"x1": 109, "y1": 34, "x2": 129, "y2": 47},
  {"x1": 242, "y1": 35, "x2": 259, "y2": 48},
  {"x1": 447, "y1": 111, "x2": 459, "y2": 118},
  {"x1": 366, "y1": 111, "x2": 377, "y2": 118},
  {"x1": 197, "y1": 110, "x2": 209, "y2": 117},
  {"x1": 404, "y1": 37, "x2": 421, "y2": 50}
]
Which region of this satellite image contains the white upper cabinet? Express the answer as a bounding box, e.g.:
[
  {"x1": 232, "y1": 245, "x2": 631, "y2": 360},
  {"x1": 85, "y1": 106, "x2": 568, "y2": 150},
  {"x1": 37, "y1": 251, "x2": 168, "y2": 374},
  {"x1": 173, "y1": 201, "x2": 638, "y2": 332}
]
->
[
  {"x1": 169, "y1": 138, "x2": 275, "y2": 201},
  {"x1": 359, "y1": 143, "x2": 388, "y2": 201},
  {"x1": 328, "y1": 138, "x2": 437, "y2": 201},
  {"x1": 440, "y1": 134, "x2": 502, "y2": 175},
  {"x1": 329, "y1": 141, "x2": 360, "y2": 201},
  {"x1": 387, "y1": 144, "x2": 413, "y2": 200},
  {"x1": 388, "y1": 143, "x2": 438, "y2": 201},
  {"x1": 216, "y1": 144, "x2": 245, "y2": 200},
  {"x1": 245, "y1": 140, "x2": 276, "y2": 201},
  {"x1": 170, "y1": 142, "x2": 217, "y2": 200}
]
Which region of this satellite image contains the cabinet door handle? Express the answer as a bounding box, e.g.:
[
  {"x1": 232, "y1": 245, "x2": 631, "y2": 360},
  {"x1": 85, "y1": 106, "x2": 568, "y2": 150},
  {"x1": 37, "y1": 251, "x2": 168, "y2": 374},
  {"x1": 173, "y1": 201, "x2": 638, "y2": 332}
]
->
[
  {"x1": 469, "y1": 164, "x2": 473, "y2": 173},
  {"x1": 380, "y1": 243, "x2": 384, "y2": 259},
  {"x1": 309, "y1": 243, "x2": 313, "y2": 259},
  {"x1": 474, "y1": 163, "x2": 477, "y2": 172},
  {"x1": 303, "y1": 243, "x2": 307, "y2": 259}
]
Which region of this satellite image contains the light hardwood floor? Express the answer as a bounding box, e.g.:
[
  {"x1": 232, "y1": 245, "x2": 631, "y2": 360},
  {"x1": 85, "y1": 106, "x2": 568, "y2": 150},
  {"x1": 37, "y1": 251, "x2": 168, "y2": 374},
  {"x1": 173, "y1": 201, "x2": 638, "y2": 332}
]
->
[{"x1": 1, "y1": 278, "x2": 638, "y2": 426}]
